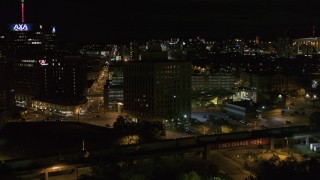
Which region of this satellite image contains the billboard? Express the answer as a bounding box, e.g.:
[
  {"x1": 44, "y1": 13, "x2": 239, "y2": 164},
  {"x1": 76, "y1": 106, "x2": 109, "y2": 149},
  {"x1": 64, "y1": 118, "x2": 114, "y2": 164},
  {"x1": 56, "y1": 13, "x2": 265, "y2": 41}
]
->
[{"x1": 210, "y1": 137, "x2": 270, "y2": 150}]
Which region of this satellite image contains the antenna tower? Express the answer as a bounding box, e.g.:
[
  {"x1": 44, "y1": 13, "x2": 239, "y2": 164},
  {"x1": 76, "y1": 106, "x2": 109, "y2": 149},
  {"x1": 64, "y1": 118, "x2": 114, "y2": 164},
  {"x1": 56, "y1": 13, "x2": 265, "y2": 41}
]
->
[{"x1": 21, "y1": 0, "x2": 25, "y2": 23}]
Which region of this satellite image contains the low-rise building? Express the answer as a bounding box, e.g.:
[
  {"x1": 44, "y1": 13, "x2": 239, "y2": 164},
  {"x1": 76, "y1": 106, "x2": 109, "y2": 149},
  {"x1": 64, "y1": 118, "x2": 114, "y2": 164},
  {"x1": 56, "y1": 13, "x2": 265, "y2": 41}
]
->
[
  {"x1": 192, "y1": 73, "x2": 237, "y2": 91},
  {"x1": 225, "y1": 100, "x2": 258, "y2": 120}
]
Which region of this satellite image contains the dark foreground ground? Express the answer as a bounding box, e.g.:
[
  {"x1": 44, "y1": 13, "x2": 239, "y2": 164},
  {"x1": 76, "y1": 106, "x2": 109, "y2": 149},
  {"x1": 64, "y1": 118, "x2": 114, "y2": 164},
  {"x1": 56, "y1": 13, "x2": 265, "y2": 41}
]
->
[{"x1": 0, "y1": 122, "x2": 115, "y2": 160}]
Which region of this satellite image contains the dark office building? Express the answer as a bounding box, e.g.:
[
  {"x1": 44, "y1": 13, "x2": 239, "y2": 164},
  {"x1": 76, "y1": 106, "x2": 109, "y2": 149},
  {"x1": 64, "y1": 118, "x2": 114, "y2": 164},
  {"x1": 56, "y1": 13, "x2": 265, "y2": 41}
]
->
[
  {"x1": 0, "y1": 28, "x2": 16, "y2": 110},
  {"x1": 39, "y1": 54, "x2": 87, "y2": 99},
  {"x1": 123, "y1": 52, "x2": 192, "y2": 121},
  {"x1": 1, "y1": 22, "x2": 87, "y2": 111},
  {"x1": 1, "y1": 23, "x2": 57, "y2": 107},
  {"x1": 0, "y1": 55, "x2": 15, "y2": 111},
  {"x1": 0, "y1": 50, "x2": 15, "y2": 127},
  {"x1": 104, "y1": 65, "x2": 124, "y2": 112},
  {"x1": 31, "y1": 53, "x2": 87, "y2": 114}
]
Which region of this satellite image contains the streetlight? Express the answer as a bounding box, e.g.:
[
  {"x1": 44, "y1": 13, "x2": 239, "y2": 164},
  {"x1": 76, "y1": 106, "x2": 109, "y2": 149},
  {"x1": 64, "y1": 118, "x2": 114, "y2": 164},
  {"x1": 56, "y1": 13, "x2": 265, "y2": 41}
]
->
[
  {"x1": 306, "y1": 94, "x2": 310, "y2": 102},
  {"x1": 82, "y1": 140, "x2": 85, "y2": 151},
  {"x1": 116, "y1": 102, "x2": 123, "y2": 114},
  {"x1": 77, "y1": 108, "x2": 80, "y2": 123}
]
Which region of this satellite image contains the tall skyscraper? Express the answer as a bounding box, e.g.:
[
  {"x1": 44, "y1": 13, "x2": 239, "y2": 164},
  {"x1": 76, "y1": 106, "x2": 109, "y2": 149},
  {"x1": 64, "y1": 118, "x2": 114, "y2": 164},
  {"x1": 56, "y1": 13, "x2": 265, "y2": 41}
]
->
[
  {"x1": 1, "y1": 0, "x2": 57, "y2": 107},
  {"x1": 0, "y1": 41, "x2": 15, "y2": 127},
  {"x1": 38, "y1": 53, "x2": 87, "y2": 100},
  {"x1": 1, "y1": 1, "x2": 87, "y2": 114},
  {"x1": 0, "y1": 51, "x2": 15, "y2": 112}
]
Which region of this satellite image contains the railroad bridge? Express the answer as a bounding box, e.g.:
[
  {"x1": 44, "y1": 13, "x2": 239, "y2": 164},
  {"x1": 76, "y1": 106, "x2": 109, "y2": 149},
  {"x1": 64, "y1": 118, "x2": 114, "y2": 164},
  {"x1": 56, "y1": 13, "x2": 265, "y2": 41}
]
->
[{"x1": 3, "y1": 125, "x2": 320, "y2": 179}]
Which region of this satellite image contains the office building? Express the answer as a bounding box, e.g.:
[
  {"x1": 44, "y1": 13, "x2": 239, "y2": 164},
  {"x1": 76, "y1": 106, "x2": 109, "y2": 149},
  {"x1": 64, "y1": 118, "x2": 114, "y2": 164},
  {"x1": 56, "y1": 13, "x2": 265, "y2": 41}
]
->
[
  {"x1": 192, "y1": 73, "x2": 237, "y2": 91},
  {"x1": 32, "y1": 54, "x2": 87, "y2": 115},
  {"x1": 123, "y1": 52, "x2": 191, "y2": 121},
  {"x1": 1, "y1": 23, "x2": 57, "y2": 107},
  {"x1": 104, "y1": 65, "x2": 124, "y2": 112},
  {"x1": 240, "y1": 71, "x2": 299, "y2": 92}
]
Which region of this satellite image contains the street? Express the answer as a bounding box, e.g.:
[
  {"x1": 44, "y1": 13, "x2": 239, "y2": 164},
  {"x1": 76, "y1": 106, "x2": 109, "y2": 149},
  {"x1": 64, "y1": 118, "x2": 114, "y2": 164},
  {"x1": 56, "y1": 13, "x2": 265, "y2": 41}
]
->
[{"x1": 208, "y1": 150, "x2": 254, "y2": 180}]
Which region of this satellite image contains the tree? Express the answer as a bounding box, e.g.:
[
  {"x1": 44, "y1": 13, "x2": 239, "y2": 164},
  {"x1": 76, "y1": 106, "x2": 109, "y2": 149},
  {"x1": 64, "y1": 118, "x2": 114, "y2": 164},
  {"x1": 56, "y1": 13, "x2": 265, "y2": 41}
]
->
[
  {"x1": 297, "y1": 88, "x2": 305, "y2": 96},
  {"x1": 83, "y1": 156, "x2": 222, "y2": 180},
  {"x1": 269, "y1": 153, "x2": 281, "y2": 166},
  {"x1": 252, "y1": 154, "x2": 320, "y2": 180},
  {"x1": 139, "y1": 121, "x2": 165, "y2": 142},
  {"x1": 113, "y1": 115, "x2": 127, "y2": 129},
  {"x1": 80, "y1": 162, "x2": 121, "y2": 180},
  {"x1": 113, "y1": 115, "x2": 139, "y2": 143},
  {"x1": 119, "y1": 159, "x2": 154, "y2": 180},
  {"x1": 179, "y1": 171, "x2": 201, "y2": 180}
]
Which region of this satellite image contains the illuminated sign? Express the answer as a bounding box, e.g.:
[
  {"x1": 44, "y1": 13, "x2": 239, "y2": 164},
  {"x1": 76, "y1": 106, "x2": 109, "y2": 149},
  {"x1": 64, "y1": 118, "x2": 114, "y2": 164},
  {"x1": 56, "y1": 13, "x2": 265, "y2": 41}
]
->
[
  {"x1": 10, "y1": 24, "x2": 32, "y2": 31},
  {"x1": 210, "y1": 137, "x2": 270, "y2": 150},
  {"x1": 21, "y1": 60, "x2": 36, "y2": 63},
  {"x1": 39, "y1": 59, "x2": 48, "y2": 66},
  {"x1": 14, "y1": 24, "x2": 28, "y2": 31}
]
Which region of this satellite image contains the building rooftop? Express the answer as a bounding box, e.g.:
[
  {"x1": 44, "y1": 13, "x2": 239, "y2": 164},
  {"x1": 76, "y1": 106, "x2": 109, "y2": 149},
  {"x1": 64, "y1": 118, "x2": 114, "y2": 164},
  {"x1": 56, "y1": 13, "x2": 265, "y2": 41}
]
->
[{"x1": 228, "y1": 100, "x2": 257, "y2": 108}]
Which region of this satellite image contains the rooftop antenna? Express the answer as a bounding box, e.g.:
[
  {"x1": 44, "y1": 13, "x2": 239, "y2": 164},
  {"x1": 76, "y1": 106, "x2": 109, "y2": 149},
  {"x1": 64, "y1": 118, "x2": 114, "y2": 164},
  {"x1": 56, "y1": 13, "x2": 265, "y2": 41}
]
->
[{"x1": 21, "y1": 0, "x2": 25, "y2": 23}]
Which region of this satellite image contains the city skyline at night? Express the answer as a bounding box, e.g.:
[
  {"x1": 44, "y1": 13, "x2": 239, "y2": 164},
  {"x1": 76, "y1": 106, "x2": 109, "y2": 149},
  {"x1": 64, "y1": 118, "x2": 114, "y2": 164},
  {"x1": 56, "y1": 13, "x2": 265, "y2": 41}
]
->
[
  {"x1": 1, "y1": 0, "x2": 320, "y2": 43},
  {"x1": 1, "y1": 1, "x2": 320, "y2": 179}
]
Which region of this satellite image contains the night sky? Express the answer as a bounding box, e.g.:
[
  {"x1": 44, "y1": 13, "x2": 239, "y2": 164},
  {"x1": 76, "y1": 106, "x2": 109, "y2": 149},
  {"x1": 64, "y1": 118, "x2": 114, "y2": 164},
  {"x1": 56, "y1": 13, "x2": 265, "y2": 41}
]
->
[{"x1": 1, "y1": 0, "x2": 320, "y2": 43}]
